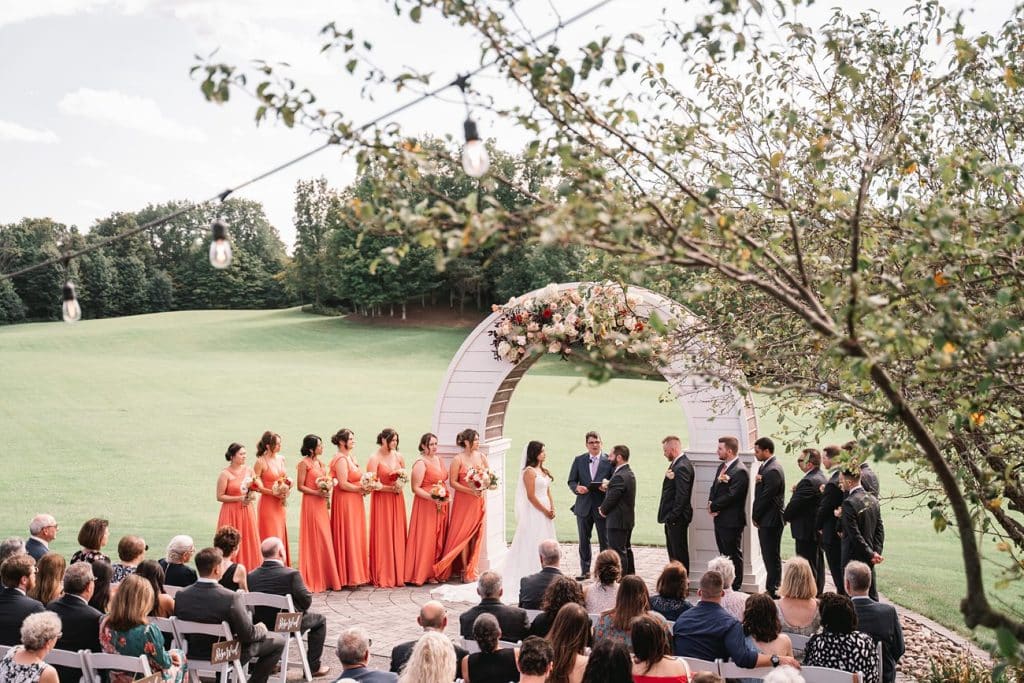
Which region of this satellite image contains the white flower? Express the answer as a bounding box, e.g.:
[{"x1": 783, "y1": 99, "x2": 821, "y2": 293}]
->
[
  {"x1": 542, "y1": 283, "x2": 559, "y2": 299},
  {"x1": 552, "y1": 322, "x2": 565, "y2": 335},
  {"x1": 498, "y1": 322, "x2": 512, "y2": 335},
  {"x1": 497, "y1": 341, "x2": 512, "y2": 358},
  {"x1": 527, "y1": 322, "x2": 540, "y2": 332},
  {"x1": 553, "y1": 313, "x2": 563, "y2": 323},
  {"x1": 583, "y1": 331, "x2": 596, "y2": 346},
  {"x1": 623, "y1": 316, "x2": 637, "y2": 330},
  {"x1": 548, "y1": 341, "x2": 562, "y2": 353},
  {"x1": 516, "y1": 335, "x2": 527, "y2": 346}
]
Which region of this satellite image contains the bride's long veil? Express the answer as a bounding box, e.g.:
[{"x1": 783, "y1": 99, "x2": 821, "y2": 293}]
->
[{"x1": 513, "y1": 442, "x2": 530, "y2": 526}]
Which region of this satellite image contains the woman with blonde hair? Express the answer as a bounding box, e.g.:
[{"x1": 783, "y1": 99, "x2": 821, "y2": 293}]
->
[
  {"x1": 398, "y1": 631, "x2": 457, "y2": 683},
  {"x1": 0, "y1": 611, "x2": 61, "y2": 683},
  {"x1": 776, "y1": 556, "x2": 820, "y2": 637},
  {"x1": 29, "y1": 553, "x2": 65, "y2": 605},
  {"x1": 99, "y1": 575, "x2": 186, "y2": 683}
]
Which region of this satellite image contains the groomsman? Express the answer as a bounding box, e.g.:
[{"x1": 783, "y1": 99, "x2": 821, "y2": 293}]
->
[
  {"x1": 751, "y1": 437, "x2": 785, "y2": 598},
  {"x1": 840, "y1": 466, "x2": 885, "y2": 601},
  {"x1": 598, "y1": 444, "x2": 636, "y2": 575},
  {"x1": 657, "y1": 436, "x2": 695, "y2": 570},
  {"x1": 568, "y1": 431, "x2": 614, "y2": 580},
  {"x1": 708, "y1": 435, "x2": 749, "y2": 591},
  {"x1": 816, "y1": 445, "x2": 845, "y2": 594},
  {"x1": 784, "y1": 448, "x2": 827, "y2": 593}
]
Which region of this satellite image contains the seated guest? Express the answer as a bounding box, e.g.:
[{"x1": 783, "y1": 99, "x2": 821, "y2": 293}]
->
[
  {"x1": 650, "y1": 561, "x2": 691, "y2": 622},
  {"x1": 88, "y1": 560, "x2": 112, "y2": 613},
  {"x1": 690, "y1": 675, "x2": 725, "y2": 683},
  {"x1": 48, "y1": 562, "x2": 102, "y2": 683},
  {"x1": 214, "y1": 526, "x2": 248, "y2": 592},
  {"x1": 0, "y1": 611, "x2": 62, "y2": 683},
  {"x1": 777, "y1": 557, "x2": 820, "y2": 636},
  {"x1": 111, "y1": 535, "x2": 147, "y2": 584},
  {"x1": 0, "y1": 554, "x2": 45, "y2": 645},
  {"x1": 336, "y1": 626, "x2": 397, "y2": 682},
  {"x1": 135, "y1": 560, "x2": 175, "y2": 617},
  {"x1": 26, "y1": 516, "x2": 58, "y2": 561},
  {"x1": 0, "y1": 537, "x2": 26, "y2": 565},
  {"x1": 173, "y1": 547, "x2": 284, "y2": 683},
  {"x1": 519, "y1": 539, "x2": 563, "y2": 610},
  {"x1": 584, "y1": 550, "x2": 620, "y2": 614},
  {"x1": 673, "y1": 570, "x2": 799, "y2": 670},
  {"x1": 546, "y1": 603, "x2": 590, "y2": 683},
  {"x1": 398, "y1": 631, "x2": 457, "y2": 683},
  {"x1": 461, "y1": 614, "x2": 519, "y2": 683},
  {"x1": 70, "y1": 518, "x2": 111, "y2": 565},
  {"x1": 518, "y1": 636, "x2": 555, "y2": 683},
  {"x1": 248, "y1": 537, "x2": 329, "y2": 677},
  {"x1": 458, "y1": 571, "x2": 529, "y2": 642},
  {"x1": 845, "y1": 561, "x2": 904, "y2": 683},
  {"x1": 529, "y1": 575, "x2": 585, "y2": 637},
  {"x1": 743, "y1": 593, "x2": 794, "y2": 659},
  {"x1": 159, "y1": 535, "x2": 197, "y2": 587},
  {"x1": 100, "y1": 575, "x2": 186, "y2": 683},
  {"x1": 804, "y1": 593, "x2": 878, "y2": 683},
  {"x1": 594, "y1": 575, "x2": 667, "y2": 649},
  {"x1": 29, "y1": 554, "x2": 65, "y2": 606},
  {"x1": 390, "y1": 600, "x2": 467, "y2": 677},
  {"x1": 580, "y1": 639, "x2": 631, "y2": 683},
  {"x1": 707, "y1": 555, "x2": 747, "y2": 621},
  {"x1": 764, "y1": 667, "x2": 806, "y2": 683},
  {"x1": 631, "y1": 613, "x2": 690, "y2": 682}
]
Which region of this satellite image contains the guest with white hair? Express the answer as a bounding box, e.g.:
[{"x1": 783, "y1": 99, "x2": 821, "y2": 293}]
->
[
  {"x1": 336, "y1": 626, "x2": 397, "y2": 682},
  {"x1": 26, "y1": 516, "x2": 58, "y2": 561},
  {"x1": 518, "y1": 539, "x2": 563, "y2": 609},
  {"x1": 707, "y1": 555, "x2": 747, "y2": 621},
  {"x1": 159, "y1": 535, "x2": 197, "y2": 587},
  {"x1": 457, "y1": 571, "x2": 529, "y2": 642},
  {"x1": 0, "y1": 611, "x2": 62, "y2": 683},
  {"x1": 0, "y1": 537, "x2": 26, "y2": 565},
  {"x1": 764, "y1": 665, "x2": 806, "y2": 683}
]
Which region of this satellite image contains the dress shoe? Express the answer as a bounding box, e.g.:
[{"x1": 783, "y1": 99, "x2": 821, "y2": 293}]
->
[
  {"x1": 312, "y1": 665, "x2": 331, "y2": 678},
  {"x1": 575, "y1": 574, "x2": 588, "y2": 581}
]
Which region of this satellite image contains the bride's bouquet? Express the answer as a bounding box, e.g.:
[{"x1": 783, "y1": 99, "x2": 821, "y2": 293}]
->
[
  {"x1": 430, "y1": 481, "x2": 449, "y2": 505},
  {"x1": 271, "y1": 475, "x2": 292, "y2": 507},
  {"x1": 360, "y1": 471, "x2": 383, "y2": 495},
  {"x1": 393, "y1": 468, "x2": 409, "y2": 488},
  {"x1": 316, "y1": 475, "x2": 337, "y2": 511},
  {"x1": 240, "y1": 475, "x2": 255, "y2": 507},
  {"x1": 467, "y1": 467, "x2": 499, "y2": 491}
]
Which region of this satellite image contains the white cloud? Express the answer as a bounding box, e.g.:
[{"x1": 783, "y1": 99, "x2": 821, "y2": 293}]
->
[
  {"x1": 75, "y1": 155, "x2": 106, "y2": 168},
  {"x1": 58, "y1": 87, "x2": 207, "y2": 142},
  {"x1": 0, "y1": 119, "x2": 59, "y2": 143}
]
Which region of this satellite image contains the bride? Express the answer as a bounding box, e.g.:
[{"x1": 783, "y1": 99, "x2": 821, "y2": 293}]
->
[{"x1": 433, "y1": 440, "x2": 556, "y2": 604}]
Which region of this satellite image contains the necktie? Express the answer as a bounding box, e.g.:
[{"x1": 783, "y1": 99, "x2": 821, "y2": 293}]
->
[{"x1": 589, "y1": 457, "x2": 598, "y2": 480}]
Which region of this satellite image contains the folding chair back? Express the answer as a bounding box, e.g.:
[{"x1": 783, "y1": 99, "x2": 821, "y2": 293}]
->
[
  {"x1": 523, "y1": 608, "x2": 542, "y2": 621},
  {"x1": 163, "y1": 585, "x2": 182, "y2": 598},
  {"x1": 172, "y1": 618, "x2": 246, "y2": 683},
  {"x1": 801, "y1": 665, "x2": 861, "y2": 682},
  {"x1": 44, "y1": 647, "x2": 89, "y2": 683},
  {"x1": 718, "y1": 660, "x2": 775, "y2": 679},
  {"x1": 241, "y1": 591, "x2": 312, "y2": 683},
  {"x1": 82, "y1": 651, "x2": 152, "y2": 683},
  {"x1": 680, "y1": 657, "x2": 718, "y2": 675}
]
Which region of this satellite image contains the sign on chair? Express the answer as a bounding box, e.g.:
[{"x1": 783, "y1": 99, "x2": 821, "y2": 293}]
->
[
  {"x1": 274, "y1": 612, "x2": 303, "y2": 633},
  {"x1": 210, "y1": 639, "x2": 242, "y2": 664}
]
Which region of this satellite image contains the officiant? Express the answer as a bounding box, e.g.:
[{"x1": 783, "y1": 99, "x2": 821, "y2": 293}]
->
[{"x1": 567, "y1": 431, "x2": 613, "y2": 580}]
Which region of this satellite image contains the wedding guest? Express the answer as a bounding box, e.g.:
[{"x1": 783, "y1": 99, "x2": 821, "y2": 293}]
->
[
  {"x1": 518, "y1": 636, "x2": 555, "y2": 683},
  {"x1": 70, "y1": 518, "x2": 110, "y2": 565},
  {"x1": 48, "y1": 563, "x2": 101, "y2": 683},
  {"x1": 846, "y1": 561, "x2": 903, "y2": 683},
  {"x1": 159, "y1": 535, "x2": 197, "y2": 587},
  {"x1": 111, "y1": 535, "x2": 147, "y2": 584},
  {"x1": 99, "y1": 575, "x2": 186, "y2": 683},
  {"x1": 461, "y1": 614, "x2": 519, "y2": 683},
  {"x1": 649, "y1": 561, "x2": 691, "y2": 622},
  {"x1": 803, "y1": 593, "x2": 878, "y2": 683},
  {"x1": 776, "y1": 557, "x2": 820, "y2": 637},
  {"x1": 580, "y1": 639, "x2": 631, "y2": 683},
  {"x1": 297, "y1": 434, "x2": 341, "y2": 592},
  {"x1": 434, "y1": 428, "x2": 489, "y2": 582},
  {"x1": 390, "y1": 601, "x2": 468, "y2": 676},
  {"x1": 458, "y1": 571, "x2": 530, "y2": 642},
  {"x1": 546, "y1": 603, "x2": 590, "y2": 683},
  {"x1": 336, "y1": 626, "x2": 397, "y2": 682},
  {"x1": 29, "y1": 553, "x2": 64, "y2": 606},
  {"x1": 0, "y1": 537, "x2": 26, "y2": 565},
  {"x1": 26, "y1": 516, "x2": 58, "y2": 561},
  {"x1": 519, "y1": 539, "x2": 563, "y2": 610},
  {"x1": 0, "y1": 554, "x2": 44, "y2": 646},
  {"x1": 764, "y1": 667, "x2": 806, "y2": 683},
  {"x1": 743, "y1": 593, "x2": 794, "y2": 659},
  {"x1": 214, "y1": 526, "x2": 248, "y2": 592},
  {"x1": 631, "y1": 613, "x2": 690, "y2": 683},
  {"x1": 0, "y1": 611, "x2": 61, "y2": 683},
  {"x1": 529, "y1": 576, "x2": 584, "y2": 637},
  {"x1": 216, "y1": 442, "x2": 262, "y2": 571},
  {"x1": 405, "y1": 432, "x2": 449, "y2": 585},
  {"x1": 367, "y1": 427, "x2": 408, "y2": 588},
  {"x1": 135, "y1": 560, "x2": 175, "y2": 617},
  {"x1": 584, "y1": 550, "x2": 620, "y2": 614},
  {"x1": 690, "y1": 674, "x2": 725, "y2": 683},
  {"x1": 329, "y1": 428, "x2": 370, "y2": 587},
  {"x1": 399, "y1": 631, "x2": 457, "y2": 683},
  {"x1": 593, "y1": 575, "x2": 667, "y2": 649},
  {"x1": 707, "y1": 555, "x2": 747, "y2": 621},
  {"x1": 253, "y1": 431, "x2": 292, "y2": 565},
  {"x1": 88, "y1": 560, "x2": 112, "y2": 613}
]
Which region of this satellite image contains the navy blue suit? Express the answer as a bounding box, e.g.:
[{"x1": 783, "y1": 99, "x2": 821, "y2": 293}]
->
[
  {"x1": 567, "y1": 452, "x2": 613, "y2": 575},
  {"x1": 25, "y1": 538, "x2": 49, "y2": 562}
]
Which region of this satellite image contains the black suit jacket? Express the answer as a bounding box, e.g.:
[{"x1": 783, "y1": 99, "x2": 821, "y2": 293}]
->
[
  {"x1": 853, "y1": 596, "x2": 904, "y2": 683},
  {"x1": 709, "y1": 459, "x2": 749, "y2": 529},
  {"x1": 784, "y1": 467, "x2": 827, "y2": 540},
  {"x1": 0, "y1": 587, "x2": 45, "y2": 645},
  {"x1": 518, "y1": 567, "x2": 562, "y2": 610},
  {"x1": 841, "y1": 488, "x2": 885, "y2": 564},
  {"x1": 390, "y1": 635, "x2": 467, "y2": 676},
  {"x1": 599, "y1": 464, "x2": 636, "y2": 530},
  {"x1": 173, "y1": 580, "x2": 263, "y2": 661},
  {"x1": 860, "y1": 463, "x2": 880, "y2": 497},
  {"x1": 247, "y1": 561, "x2": 313, "y2": 628},
  {"x1": 657, "y1": 454, "x2": 695, "y2": 526},
  {"x1": 339, "y1": 666, "x2": 398, "y2": 682},
  {"x1": 48, "y1": 594, "x2": 102, "y2": 683},
  {"x1": 458, "y1": 599, "x2": 529, "y2": 642},
  {"x1": 25, "y1": 538, "x2": 48, "y2": 562},
  {"x1": 752, "y1": 456, "x2": 785, "y2": 528},
  {"x1": 567, "y1": 453, "x2": 613, "y2": 517},
  {"x1": 815, "y1": 469, "x2": 844, "y2": 544}
]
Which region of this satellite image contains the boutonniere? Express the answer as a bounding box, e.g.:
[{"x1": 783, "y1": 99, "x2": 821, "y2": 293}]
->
[
  {"x1": 718, "y1": 473, "x2": 731, "y2": 483},
  {"x1": 665, "y1": 469, "x2": 675, "y2": 480},
  {"x1": 818, "y1": 484, "x2": 826, "y2": 493},
  {"x1": 756, "y1": 474, "x2": 763, "y2": 483}
]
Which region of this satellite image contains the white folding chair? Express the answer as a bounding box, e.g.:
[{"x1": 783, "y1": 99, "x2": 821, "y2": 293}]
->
[
  {"x1": 719, "y1": 660, "x2": 775, "y2": 680},
  {"x1": 0, "y1": 644, "x2": 9, "y2": 658},
  {"x1": 801, "y1": 666, "x2": 862, "y2": 683},
  {"x1": 241, "y1": 591, "x2": 312, "y2": 683},
  {"x1": 498, "y1": 640, "x2": 519, "y2": 649},
  {"x1": 82, "y1": 651, "x2": 152, "y2": 683},
  {"x1": 163, "y1": 585, "x2": 182, "y2": 597},
  {"x1": 172, "y1": 618, "x2": 246, "y2": 683},
  {"x1": 462, "y1": 639, "x2": 480, "y2": 654},
  {"x1": 151, "y1": 616, "x2": 180, "y2": 648},
  {"x1": 44, "y1": 647, "x2": 89, "y2": 683},
  {"x1": 680, "y1": 657, "x2": 718, "y2": 675},
  {"x1": 788, "y1": 632, "x2": 810, "y2": 651},
  {"x1": 588, "y1": 613, "x2": 601, "y2": 628},
  {"x1": 875, "y1": 640, "x2": 884, "y2": 683},
  {"x1": 523, "y1": 608, "x2": 542, "y2": 621}
]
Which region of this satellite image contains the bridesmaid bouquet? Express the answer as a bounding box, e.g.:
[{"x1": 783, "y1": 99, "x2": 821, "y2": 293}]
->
[
  {"x1": 467, "y1": 467, "x2": 499, "y2": 491},
  {"x1": 272, "y1": 475, "x2": 292, "y2": 507},
  {"x1": 430, "y1": 481, "x2": 449, "y2": 504},
  {"x1": 316, "y1": 475, "x2": 337, "y2": 511},
  {"x1": 240, "y1": 475, "x2": 255, "y2": 507},
  {"x1": 360, "y1": 472, "x2": 383, "y2": 495},
  {"x1": 393, "y1": 469, "x2": 409, "y2": 488}
]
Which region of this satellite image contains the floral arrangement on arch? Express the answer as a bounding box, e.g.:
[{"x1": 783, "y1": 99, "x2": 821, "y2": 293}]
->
[{"x1": 489, "y1": 283, "x2": 670, "y2": 365}]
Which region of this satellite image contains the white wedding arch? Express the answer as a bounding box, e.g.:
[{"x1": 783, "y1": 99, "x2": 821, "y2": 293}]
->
[{"x1": 431, "y1": 282, "x2": 766, "y2": 590}]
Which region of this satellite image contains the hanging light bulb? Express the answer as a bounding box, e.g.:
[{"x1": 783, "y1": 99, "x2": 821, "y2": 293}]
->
[
  {"x1": 462, "y1": 118, "x2": 490, "y2": 178},
  {"x1": 62, "y1": 281, "x2": 81, "y2": 323},
  {"x1": 208, "y1": 219, "x2": 233, "y2": 269}
]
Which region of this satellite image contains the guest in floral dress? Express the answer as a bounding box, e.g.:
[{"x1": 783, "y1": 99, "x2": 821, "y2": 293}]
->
[
  {"x1": 99, "y1": 575, "x2": 186, "y2": 683},
  {"x1": 804, "y1": 593, "x2": 878, "y2": 683},
  {"x1": 111, "y1": 535, "x2": 147, "y2": 584},
  {"x1": 649, "y1": 561, "x2": 691, "y2": 622},
  {"x1": 593, "y1": 575, "x2": 668, "y2": 650},
  {"x1": 70, "y1": 518, "x2": 111, "y2": 565},
  {"x1": 0, "y1": 611, "x2": 62, "y2": 683}
]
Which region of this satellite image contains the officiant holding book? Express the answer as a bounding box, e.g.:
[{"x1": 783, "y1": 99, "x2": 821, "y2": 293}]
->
[{"x1": 567, "y1": 431, "x2": 614, "y2": 580}]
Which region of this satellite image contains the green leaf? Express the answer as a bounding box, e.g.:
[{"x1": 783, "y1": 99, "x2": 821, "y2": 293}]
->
[
  {"x1": 410, "y1": 6, "x2": 422, "y2": 23},
  {"x1": 995, "y1": 627, "x2": 1019, "y2": 659},
  {"x1": 559, "y1": 66, "x2": 575, "y2": 90},
  {"x1": 346, "y1": 59, "x2": 358, "y2": 74}
]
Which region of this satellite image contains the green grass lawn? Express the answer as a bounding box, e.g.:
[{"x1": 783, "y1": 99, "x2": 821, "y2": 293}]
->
[{"x1": 0, "y1": 307, "x2": 1009, "y2": 646}]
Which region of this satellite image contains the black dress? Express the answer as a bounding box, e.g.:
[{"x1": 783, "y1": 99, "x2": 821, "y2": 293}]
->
[
  {"x1": 467, "y1": 648, "x2": 519, "y2": 683},
  {"x1": 219, "y1": 563, "x2": 242, "y2": 591},
  {"x1": 159, "y1": 559, "x2": 198, "y2": 587},
  {"x1": 650, "y1": 595, "x2": 692, "y2": 622}
]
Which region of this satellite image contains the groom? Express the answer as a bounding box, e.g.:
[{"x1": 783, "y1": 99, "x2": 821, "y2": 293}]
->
[
  {"x1": 567, "y1": 431, "x2": 613, "y2": 580},
  {"x1": 599, "y1": 444, "x2": 636, "y2": 576}
]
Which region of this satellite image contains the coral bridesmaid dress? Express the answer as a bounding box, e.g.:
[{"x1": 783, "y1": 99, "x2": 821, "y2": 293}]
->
[
  {"x1": 298, "y1": 458, "x2": 341, "y2": 592},
  {"x1": 369, "y1": 462, "x2": 407, "y2": 588},
  {"x1": 433, "y1": 462, "x2": 485, "y2": 582},
  {"x1": 330, "y1": 454, "x2": 370, "y2": 587},
  {"x1": 256, "y1": 457, "x2": 290, "y2": 565},
  {"x1": 216, "y1": 468, "x2": 262, "y2": 571},
  {"x1": 404, "y1": 459, "x2": 450, "y2": 585}
]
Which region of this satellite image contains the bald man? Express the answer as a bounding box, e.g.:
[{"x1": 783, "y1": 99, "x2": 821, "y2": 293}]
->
[{"x1": 390, "y1": 601, "x2": 467, "y2": 677}]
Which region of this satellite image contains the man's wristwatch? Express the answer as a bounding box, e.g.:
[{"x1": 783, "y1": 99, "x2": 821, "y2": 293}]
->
[{"x1": 770, "y1": 655, "x2": 780, "y2": 667}]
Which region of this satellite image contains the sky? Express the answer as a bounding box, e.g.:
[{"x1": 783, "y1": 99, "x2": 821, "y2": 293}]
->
[{"x1": 0, "y1": 0, "x2": 1011, "y2": 249}]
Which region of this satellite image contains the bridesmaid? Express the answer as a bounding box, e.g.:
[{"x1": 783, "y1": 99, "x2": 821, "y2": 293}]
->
[
  {"x1": 215, "y1": 443, "x2": 261, "y2": 571},
  {"x1": 328, "y1": 428, "x2": 370, "y2": 587},
  {"x1": 296, "y1": 434, "x2": 341, "y2": 592},
  {"x1": 366, "y1": 427, "x2": 408, "y2": 588},
  {"x1": 433, "y1": 428, "x2": 488, "y2": 582},
  {"x1": 253, "y1": 431, "x2": 292, "y2": 565},
  {"x1": 405, "y1": 433, "x2": 450, "y2": 585}
]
